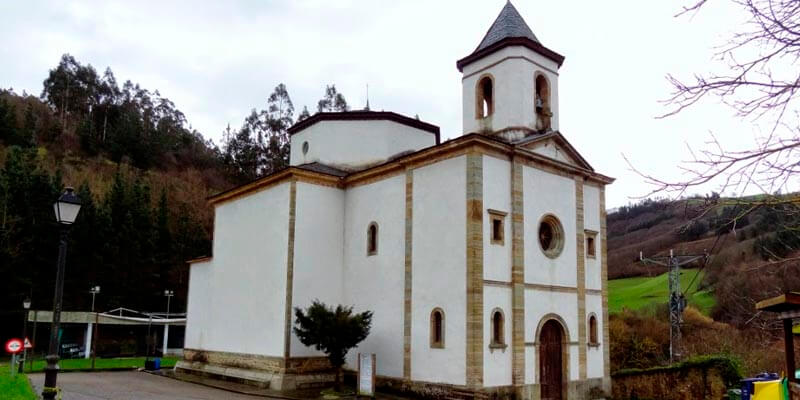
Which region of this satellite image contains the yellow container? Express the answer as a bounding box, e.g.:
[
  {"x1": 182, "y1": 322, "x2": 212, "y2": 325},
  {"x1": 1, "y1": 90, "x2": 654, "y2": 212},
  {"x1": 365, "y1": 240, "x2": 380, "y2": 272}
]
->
[{"x1": 752, "y1": 380, "x2": 782, "y2": 400}]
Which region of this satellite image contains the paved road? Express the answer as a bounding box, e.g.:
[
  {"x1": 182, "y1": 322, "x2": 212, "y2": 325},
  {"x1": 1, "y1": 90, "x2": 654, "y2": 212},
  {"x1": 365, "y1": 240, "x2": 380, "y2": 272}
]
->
[{"x1": 29, "y1": 371, "x2": 263, "y2": 400}]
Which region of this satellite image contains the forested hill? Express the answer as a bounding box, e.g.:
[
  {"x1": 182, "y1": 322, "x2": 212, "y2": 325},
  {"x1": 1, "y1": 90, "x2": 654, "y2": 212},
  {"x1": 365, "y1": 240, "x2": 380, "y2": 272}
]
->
[
  {"x1": 607, "y1": 196, "x2": 800, "y2": 325},
  {"x1": 0, "y1": 54, "x2": 352, "y2": 336}
]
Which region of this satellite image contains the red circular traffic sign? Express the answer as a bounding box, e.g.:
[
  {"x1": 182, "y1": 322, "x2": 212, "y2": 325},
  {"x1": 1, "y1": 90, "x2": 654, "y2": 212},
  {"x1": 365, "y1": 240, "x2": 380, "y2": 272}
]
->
[{"x1": 5, "y1": 338, "x2": 23, "y2": 354}]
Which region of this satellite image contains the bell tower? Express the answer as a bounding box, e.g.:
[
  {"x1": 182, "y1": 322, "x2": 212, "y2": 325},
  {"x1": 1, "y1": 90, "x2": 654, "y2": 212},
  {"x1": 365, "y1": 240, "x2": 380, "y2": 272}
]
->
[{"x1": 457, "y1": 1, "x2": 565, "y2": 141}]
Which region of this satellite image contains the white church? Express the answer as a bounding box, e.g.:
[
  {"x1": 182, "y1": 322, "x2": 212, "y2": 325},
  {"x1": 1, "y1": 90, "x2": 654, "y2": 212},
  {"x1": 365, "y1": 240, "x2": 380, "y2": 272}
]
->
[{"x1": 179, "y1": 2, "x2": 614, "y2": 399}]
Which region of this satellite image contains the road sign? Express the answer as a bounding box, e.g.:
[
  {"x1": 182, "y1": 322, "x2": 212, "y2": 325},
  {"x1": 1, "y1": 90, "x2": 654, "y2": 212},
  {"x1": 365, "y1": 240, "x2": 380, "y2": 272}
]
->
[
  {"x1": 5, "y1": 338, "x2": 23, "y2": 354},
  {"x1": 24, "y1": 338, "x2": 32, "y2": 349}
]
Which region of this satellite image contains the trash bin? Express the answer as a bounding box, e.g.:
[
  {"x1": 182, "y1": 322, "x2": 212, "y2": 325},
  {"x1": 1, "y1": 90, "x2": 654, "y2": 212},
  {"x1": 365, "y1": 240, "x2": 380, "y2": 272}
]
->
[
  {"x1": 144, "y1": 359, "x2": 155, "y2": 370},
  {"x1": 741, "y1": 373, "x2": 780, "y2": 400},
  {"x1": 154, "y1": 357, "x2": 161, "y2": 370}
]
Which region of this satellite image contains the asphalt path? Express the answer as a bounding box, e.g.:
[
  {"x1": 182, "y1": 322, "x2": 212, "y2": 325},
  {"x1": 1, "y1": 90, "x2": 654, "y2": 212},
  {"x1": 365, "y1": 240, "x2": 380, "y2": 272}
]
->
[{"x1": 28, "y1": 371, "x2": 262, "y2": 400}]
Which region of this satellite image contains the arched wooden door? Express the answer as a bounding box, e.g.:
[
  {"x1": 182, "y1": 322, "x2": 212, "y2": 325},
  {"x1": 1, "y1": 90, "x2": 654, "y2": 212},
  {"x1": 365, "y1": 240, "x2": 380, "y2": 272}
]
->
[{"x1": 539, "y1": 319, "x2": 564, "y2": 400}]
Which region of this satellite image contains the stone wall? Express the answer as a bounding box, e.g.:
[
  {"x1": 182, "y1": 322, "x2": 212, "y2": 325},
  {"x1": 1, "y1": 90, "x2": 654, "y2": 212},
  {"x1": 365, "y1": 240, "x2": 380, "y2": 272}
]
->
[
  {"x1": 791, "y1": 381, "x2": 800, "y2": 400},
  {"x1": 612, "y1": 357, "x2": 740, "y2": 400}
]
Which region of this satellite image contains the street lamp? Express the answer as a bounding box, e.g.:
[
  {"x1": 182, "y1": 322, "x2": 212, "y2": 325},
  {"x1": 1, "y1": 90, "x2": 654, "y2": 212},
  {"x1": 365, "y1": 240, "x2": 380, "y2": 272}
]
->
[
  {"x1": 162, "y1": 290, "x2": 174, "y2": 356},
  {"x1": 43, "y1": 187, "x2": 81, "y2": 400},
  {"x1": 89, "y1": 286, "x2": 100, "y2": 369},
  {"x1": 19, "y1": 297, "x2": 31, "y2": 373},
  {"x1": 90, "y1": 286, "x2": 100, "y2": 312}
]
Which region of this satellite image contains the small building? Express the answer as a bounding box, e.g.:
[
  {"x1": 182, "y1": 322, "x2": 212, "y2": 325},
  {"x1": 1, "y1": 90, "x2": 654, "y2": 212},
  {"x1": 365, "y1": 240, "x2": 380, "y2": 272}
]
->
[{"x1": 180, "y1": 2, "x2": 614, "y2": 399}]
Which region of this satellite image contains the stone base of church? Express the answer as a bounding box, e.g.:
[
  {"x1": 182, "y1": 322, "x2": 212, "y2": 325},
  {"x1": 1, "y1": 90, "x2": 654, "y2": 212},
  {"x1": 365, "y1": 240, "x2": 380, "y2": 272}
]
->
[
  {"x1": 176, "y1": 348, "x2": 333, "y2": 390},
  {"x1": 177, "y1": 349, "x2": 609, "y2": 398},
  {"x1": 368, "y1": 375, "x2": 610, "y2": 400}
]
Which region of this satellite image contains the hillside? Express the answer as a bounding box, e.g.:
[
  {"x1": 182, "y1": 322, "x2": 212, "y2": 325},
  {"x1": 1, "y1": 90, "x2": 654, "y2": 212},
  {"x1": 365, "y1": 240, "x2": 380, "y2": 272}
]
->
[
  {"x1": 606, "y1": 197, "x2": 800, "y2": 326},
  {"x1": 608, "y1": 268, "x2": 714, "y2": 314}
]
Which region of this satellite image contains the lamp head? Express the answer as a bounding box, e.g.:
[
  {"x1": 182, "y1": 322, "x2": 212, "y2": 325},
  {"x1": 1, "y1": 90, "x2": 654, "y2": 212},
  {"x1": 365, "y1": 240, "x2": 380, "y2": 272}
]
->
[
  {"x1": 23, "y1": 297, "x2": 31, "y2": 310},
  {"x1": 53, "y1": 187, "x2": 82, "y2": 225}
]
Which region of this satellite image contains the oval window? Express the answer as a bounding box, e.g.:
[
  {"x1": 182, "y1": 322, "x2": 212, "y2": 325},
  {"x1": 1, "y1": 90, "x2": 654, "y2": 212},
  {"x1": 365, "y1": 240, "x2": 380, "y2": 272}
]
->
[
  {"x1": 538, "y1": 214, "x2": 564, "y2": 258},
  {"x1": 302, "y1": 141, "x2": 309, "y2": 155}
]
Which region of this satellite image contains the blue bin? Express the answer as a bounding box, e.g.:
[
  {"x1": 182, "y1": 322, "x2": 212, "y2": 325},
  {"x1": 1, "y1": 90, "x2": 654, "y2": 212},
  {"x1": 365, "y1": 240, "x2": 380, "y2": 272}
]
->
[
  {"x1": 153, "y1": 357, "x2": 161, "y2": 370},
  {"x1": 740, "y1": 373, "x2": 780, "y2": 400}
]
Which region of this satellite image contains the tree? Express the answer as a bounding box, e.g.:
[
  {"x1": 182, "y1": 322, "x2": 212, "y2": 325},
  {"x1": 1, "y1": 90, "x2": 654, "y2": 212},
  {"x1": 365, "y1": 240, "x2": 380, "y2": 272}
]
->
[
  {"x1": 316, "y1": 85, "x2": 349, "y2": 113},
  {"x1": 293, "y1": 301, "x2": 372, "y2": 391},
  {"x1": 641, "y1": 0, "x2": 800, "y2": 328},
  {"x1": 298, "y1": 106, "x2": 311, "y2": 121},
  {"x1": 639, "y1": 0, "x2": 800, "y2": 208}
]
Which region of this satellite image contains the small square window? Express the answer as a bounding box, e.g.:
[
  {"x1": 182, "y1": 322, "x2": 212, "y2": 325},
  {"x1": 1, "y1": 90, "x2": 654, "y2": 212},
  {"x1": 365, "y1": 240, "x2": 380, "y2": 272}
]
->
[{"x1": 488, "y1": 209, "x2": 507, "y2": 245}]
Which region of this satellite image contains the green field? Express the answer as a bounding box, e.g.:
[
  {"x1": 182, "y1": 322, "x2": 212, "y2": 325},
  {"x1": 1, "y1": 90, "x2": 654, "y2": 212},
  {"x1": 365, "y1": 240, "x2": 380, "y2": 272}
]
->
[
  {"x1": 0, "y1": 364, "x2": 36, "y2": 400},
  {"x1": 608, "y1": 269, "x2": 715, "y2": 315},
  {"x1": 24, "y1": 356, "x2": 178, "y2": 373}
]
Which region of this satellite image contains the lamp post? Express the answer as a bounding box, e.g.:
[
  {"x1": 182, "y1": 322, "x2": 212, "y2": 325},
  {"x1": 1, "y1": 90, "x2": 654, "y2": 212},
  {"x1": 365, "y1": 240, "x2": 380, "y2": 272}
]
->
[
  {"x1": 162, "y1": 290, "x2": 174, "y2": 356},
  {"x1": 89, "y1": 286, "x2": 100, "y2": 367},
  {"x1": 18, "y1": 297, "x2": 31, "y2": 373},
  {"x1": 42, "y1": 187, "x2": 81, "y2": 400},
  {"x1": 90, "y1": 286, "x2": 100, "y2": 312}
]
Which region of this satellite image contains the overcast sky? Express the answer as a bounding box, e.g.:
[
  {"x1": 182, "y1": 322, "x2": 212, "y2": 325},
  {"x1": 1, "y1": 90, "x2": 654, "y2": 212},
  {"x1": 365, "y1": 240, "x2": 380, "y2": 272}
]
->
[{"x1": 1, "y1": 1, "x2": 756, "y2": 208}]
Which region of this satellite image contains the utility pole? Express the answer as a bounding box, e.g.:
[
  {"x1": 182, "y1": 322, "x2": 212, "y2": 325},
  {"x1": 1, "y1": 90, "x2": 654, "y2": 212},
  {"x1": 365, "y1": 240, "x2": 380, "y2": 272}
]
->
[{"x1": 639, "y1": 249, "x2": 707, "y2": 363}]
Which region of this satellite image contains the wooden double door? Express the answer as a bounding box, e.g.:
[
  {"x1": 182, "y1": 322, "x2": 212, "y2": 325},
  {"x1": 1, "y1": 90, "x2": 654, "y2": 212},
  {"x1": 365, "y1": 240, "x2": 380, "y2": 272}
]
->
[{"x1": 539, "y1": 320, "x2": 565, "y2": 400}]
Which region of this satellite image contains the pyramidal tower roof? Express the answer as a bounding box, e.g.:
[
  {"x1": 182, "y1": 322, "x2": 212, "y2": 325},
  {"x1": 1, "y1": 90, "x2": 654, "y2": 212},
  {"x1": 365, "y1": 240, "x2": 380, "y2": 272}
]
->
[
  {"x1": 457, "y1": 1, "x2": 564, "y2": 71},
  {"x1": 475, "y1": 1, "x2": 539, "y2": 52}
]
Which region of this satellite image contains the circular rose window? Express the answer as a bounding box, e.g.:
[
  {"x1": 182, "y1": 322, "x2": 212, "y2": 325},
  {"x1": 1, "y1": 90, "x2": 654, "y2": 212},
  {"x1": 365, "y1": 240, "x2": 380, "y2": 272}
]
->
[{"x1": 538, "y1": 214, "x2": 564, "y2": 258}]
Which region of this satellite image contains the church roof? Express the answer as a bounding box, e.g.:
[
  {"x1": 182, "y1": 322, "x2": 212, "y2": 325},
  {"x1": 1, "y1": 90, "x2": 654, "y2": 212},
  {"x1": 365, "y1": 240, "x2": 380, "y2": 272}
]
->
[
  {"x1": 456, "y1": 1, "x2": 565, "y2": 71},
  {"x1": 288, "y1": 110, "x2": 440, "y2": 144},
  {"x1": 475, "y1": 1, "x2": 539, "y2": 52}
]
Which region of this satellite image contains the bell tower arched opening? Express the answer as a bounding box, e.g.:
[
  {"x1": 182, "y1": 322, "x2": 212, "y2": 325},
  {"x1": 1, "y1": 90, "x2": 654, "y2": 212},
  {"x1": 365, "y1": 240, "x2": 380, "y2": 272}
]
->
[
  {"x1": 535, "y1": 74, "x2": 552, "y2": 132},
  {"x1": 475, "y1": 75, "x2": 494, "y2": 119}
]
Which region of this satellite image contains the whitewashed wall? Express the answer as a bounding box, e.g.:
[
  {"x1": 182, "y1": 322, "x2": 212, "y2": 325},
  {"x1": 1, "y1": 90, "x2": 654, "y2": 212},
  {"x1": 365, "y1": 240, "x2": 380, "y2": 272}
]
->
[
  {"x1": 586, "y1": 294, "x2": 604, "y2": 379},
  {"x1": 523, "y1": 167, "x2": 576, "y2": 287},
  {"x1": 342, "y1": 174, "x2": 406, "y2": 378},
  {"x1": 290, "y1": 120, "x2": 436, "y2": 169},
  {"x1": 411, "y1": 156, "x2": 467, "y2": 385},
  {"x1": 461, "y1": 46, "x2": 560, "y2": 135},
  {"x1": 583, "y1": 185, "x2": 602, "y2": 291},
  {"x1": 291, "y1": 183, "x2": 345, "y2": 357},
  {"x1": 524, "y1": 290, "x2": 579, "y2": 384},
  {"x1": 483, "y1": 156, "x2": 512, "y2": 283},
  {"x1": 483, "y1": 285, "x2": 512, "y2": 387},
  {"x1": 187, "y1": 184, "x2": 290, "y2": 357},
  {"x1": 184, "y1": 259, "x2": 212, "y2": 350}
]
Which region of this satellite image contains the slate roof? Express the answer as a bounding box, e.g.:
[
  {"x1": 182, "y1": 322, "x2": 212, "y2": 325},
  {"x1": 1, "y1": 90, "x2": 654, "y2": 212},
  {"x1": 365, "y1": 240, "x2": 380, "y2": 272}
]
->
[
  {"x1": 475, "y1": 1, "x2": 539, "y2": 52},
  {"x1": 296, "y1": 162, "x2": 349, "y2": 177},
  {"x1": 457, "y1": 1, "x2": 564, "y2": 71}
]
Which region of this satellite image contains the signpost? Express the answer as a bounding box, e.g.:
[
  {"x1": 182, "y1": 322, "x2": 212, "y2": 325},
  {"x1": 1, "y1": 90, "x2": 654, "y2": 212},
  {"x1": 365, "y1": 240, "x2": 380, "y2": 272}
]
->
[
  {"x1": 357, "y1": 353, "x2": 376, "y2": 398},
  {"x1": 6, "y1": 338, "x2": 24, "y2": 377}
]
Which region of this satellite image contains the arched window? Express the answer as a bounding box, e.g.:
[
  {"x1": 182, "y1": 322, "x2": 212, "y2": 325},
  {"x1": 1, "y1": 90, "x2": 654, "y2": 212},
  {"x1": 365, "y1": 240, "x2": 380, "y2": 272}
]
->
[
  {"x1": 535, "y1": 74, "x2": 551, "y2": 131},
  {"x1": 491, "y1": 308, "x2": 505, "y2": 346},
  {"x1": 430, "y1": 308, "x2": 445, "y2": 348},
  {"x1": 588, "y1": 314, "x2": 598, "y2": 345},
  {"x1": 367, "y1": 222, "x2": 378, "y2": 256},
  {"x1": 475, "y1": 75, "x2": 494, "y2": 119}
]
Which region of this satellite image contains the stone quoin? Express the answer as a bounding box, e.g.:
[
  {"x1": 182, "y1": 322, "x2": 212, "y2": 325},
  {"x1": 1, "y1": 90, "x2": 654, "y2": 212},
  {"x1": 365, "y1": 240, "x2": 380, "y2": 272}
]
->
[{"x1": 179, "y1": 2, "x2": 614, "y2": 399}]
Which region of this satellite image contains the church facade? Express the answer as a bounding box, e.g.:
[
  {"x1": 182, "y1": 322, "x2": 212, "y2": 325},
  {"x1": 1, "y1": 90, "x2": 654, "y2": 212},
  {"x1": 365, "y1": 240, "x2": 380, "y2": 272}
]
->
[{"x1": 179, "y1": 3, "x2": 614, "y2": 399}]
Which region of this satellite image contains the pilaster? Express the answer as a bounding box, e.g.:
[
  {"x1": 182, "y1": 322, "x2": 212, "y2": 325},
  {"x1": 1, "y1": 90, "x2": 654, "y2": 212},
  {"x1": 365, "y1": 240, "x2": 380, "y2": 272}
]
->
[
  {"x1": 511, "y1": 157, "x2": 526, "y2": 385},
  {"x1": 465, "y1": 151, "x2": 484, "y2": 388},
  {"x1": 575, "y1": 177, "x2": 587, "y2": 380},
  {"x1": 403, "y1": 169, "x2": 413, "y2": 379},
  {"x1": 283, "y1": 180, "x2": 297, "y2": 359}
]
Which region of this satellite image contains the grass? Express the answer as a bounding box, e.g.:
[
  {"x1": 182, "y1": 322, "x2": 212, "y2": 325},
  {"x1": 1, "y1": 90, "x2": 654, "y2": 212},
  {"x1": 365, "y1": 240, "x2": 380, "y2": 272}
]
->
[
  {"x1": 0, "y1": 363, "x2": 36, "y2": 400},
  {"x1": 25, "y1": 356, "x2": 178, "y2": 373},
  {"x1": 608, "y1": 268, "x2": 716, "y2": 315}
]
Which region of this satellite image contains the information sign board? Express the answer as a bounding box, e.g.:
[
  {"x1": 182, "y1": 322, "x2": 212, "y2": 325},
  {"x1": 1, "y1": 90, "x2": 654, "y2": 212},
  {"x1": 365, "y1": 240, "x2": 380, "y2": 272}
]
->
[{"x1": 357, "y1": 353, "x2": 376, "y2": 397}]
